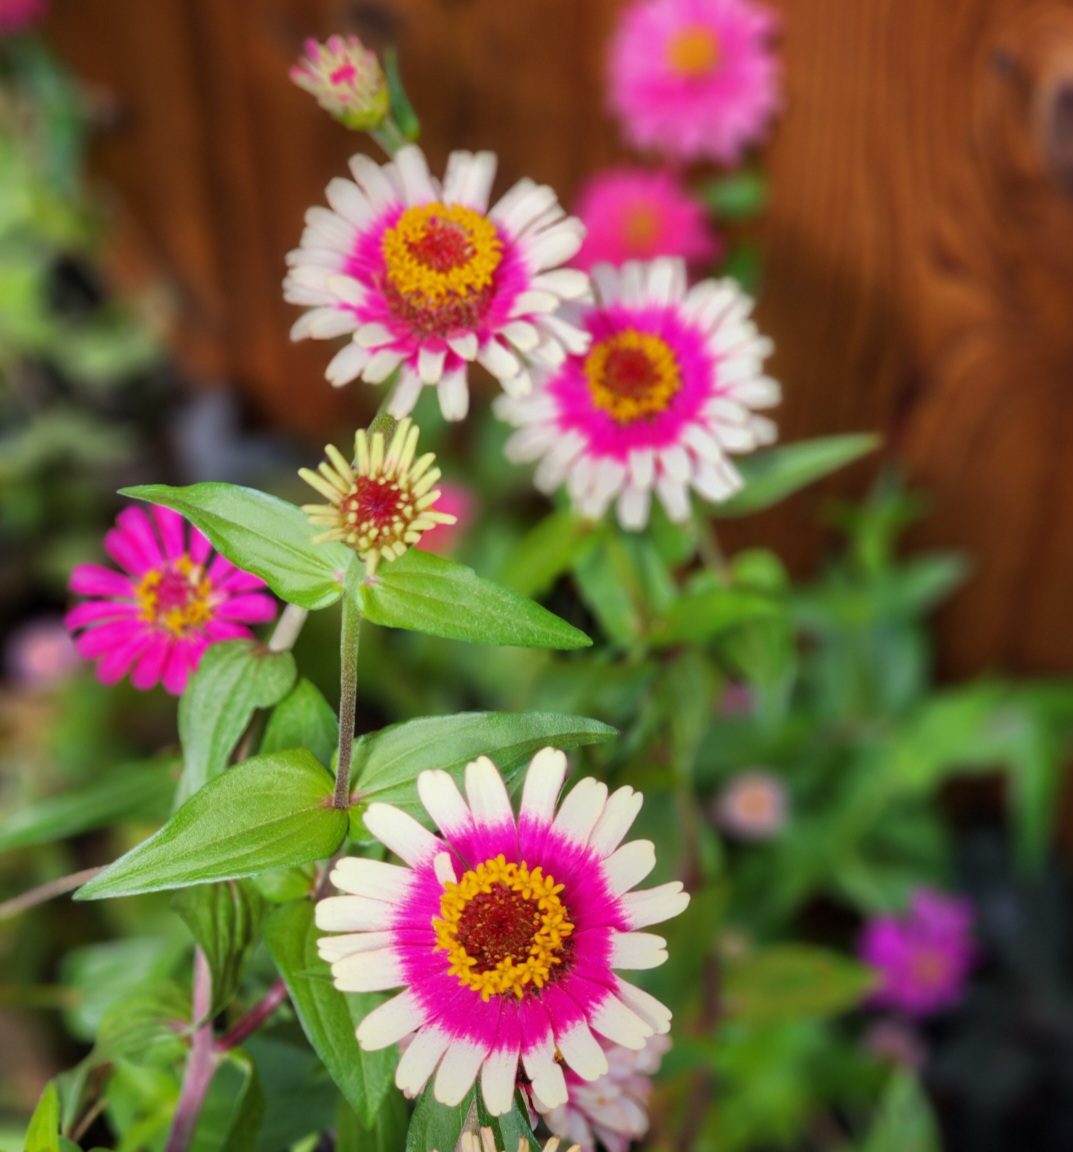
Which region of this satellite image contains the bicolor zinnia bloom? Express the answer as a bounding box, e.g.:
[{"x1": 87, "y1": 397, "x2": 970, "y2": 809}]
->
[
  {"x1": 714, "y1": 770, "x2": 787, "y2": 841},
  {"x1": 316, "y1": 748, "x2": 688, "y2": 1115},
  {"x1": 496, "y1": 258, "x2": 779, "y2": 530},
  {"x1": 66, "y1": 507, "x2": 277, "y2": 696},
  {"x1": 0, "y1": 0, "x2": 46, "y2": 33},
  {"x1": 574, "y1": 168, "x2": 719, "y2": 273},
  {"x1": 456, "y1": 1131, "x2": 580, "y2": 1152},
  {"x1": 298, "y1": 417, "x2": 454, "y2": 576},
  {"x1": 859, "y1": 889, "x2": 974, "y2": 1017},
  {"x1": 608, "y1": 0, "x2": 780, "y2": 165},
  {"x1": 284, "y1": 145, "x2": 590, "y2": 421},
  {"x1": 290, "y1": 34, "x2": 390, "y2": 131},
  {"x1": 538, "y1": 1034, "x2": 669, "y2": 1152}
]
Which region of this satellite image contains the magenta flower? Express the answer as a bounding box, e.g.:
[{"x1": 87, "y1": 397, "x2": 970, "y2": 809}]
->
[
  {"x1": 66, "y1": 506, "x2": 277, "y2": 696},
  {"x1": 573, "y1": 168, "x2": 719, "y2": 274},
  {"x1": 0, "y1": 0, "x2": 46, "y2": 34},
  {"x1": 859, "y1": 889, "x2": 974, "y2": 1017},
  {"x1": 608, "y1": 0, "x2": 780, "y2": 165},
  {"x1": 316, "y1": 749, "x2": 689, "y2": 1115},
  {"x1": 415, "y1": 481, "x2": 474, "y2": 556}
]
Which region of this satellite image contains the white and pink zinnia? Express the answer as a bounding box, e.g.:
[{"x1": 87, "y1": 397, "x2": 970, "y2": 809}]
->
[
  {"x1": 496, "y1": 258, "x2": 780, "y2": 530},
  {"x1": 316, "y1": 748, "x2": 688, "y2": 1115},
  {"x1": 284, "y1": 145, "x2": 590, "y2": 421}
]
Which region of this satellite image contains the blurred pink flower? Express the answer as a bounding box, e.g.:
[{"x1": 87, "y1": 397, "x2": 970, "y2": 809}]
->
[
  {"x1": 859, "y1": 889, "x2": 974, "y2": 1017},
  {"x1": 415, "y1": 481, "x2": 473, "y2": 555},
  {"x1": 714, "y1": 769, "x2": 787, "y2": 840},
  {"x1": 66, "y1": 506, "x2": 277, "y2": 696},
  {"x1": 864, "y1": 1018, "x2": 926, "y2": 1070},
  {"x1": 573, "y1": 168, "x2": 719, "y2": 273},
  {"x1": 5, "y1": 618, "x2": 79, "y2": 689},
  {"x1": 0, "y1": 0, "x2": 46, "y2": 33},
  {"x1": 608, "y1": 0, "x2": 780, "y2": 165}
]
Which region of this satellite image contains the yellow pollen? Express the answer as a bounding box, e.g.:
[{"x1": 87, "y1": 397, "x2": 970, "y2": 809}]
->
[
  {"x1": 433, "y1": 854, "x2": 574, "y2": 1002},
  {"x1": 666, "y1": 25, "x2": 721, "y2": 78},
  {"x1": 134, "y1": 555, "x2": 215, "y2": 638},
  {"x1": 382, "y1": 202, "x2": 502, "y2": 311},
  {"x1": 584, "y1": 329, "x2": 683, "y2": 424}
]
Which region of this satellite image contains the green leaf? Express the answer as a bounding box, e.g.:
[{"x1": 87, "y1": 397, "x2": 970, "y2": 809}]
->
[
  {"x1": 700, "y1": 171, "x2": 768, "y2": 220},
  {"x1": 337, "y1": 1090, "x2": 409, "y2": 1152},
  {"x1": 476, "y1": 1091, "x2": 541, "y2": 1152},
  {"x1": 75, "y1": 750, "x2": 348, "y2": 900},
  {"x1": 351, "y1": 711, "x2": 617, "y2": 817},
  {"x1": 96, "y1": 982, "x2": 190, "y2": 1069},
  {"x1": 172, "y1": 880, "x2": 265, "y2": 1012},
  {"x1": 191, "y1": 1051, "x2": 264, "y2": 1152},
  {"x1": 861, "y1": 1071, "x2": 941, "y2": 1152},
  {"x1": 261, "y1": 678, "x2": 338, "y2": 767},
  {"x1": 713, "y1": 435, "x2": 880, "y2": 518},
  {"x1": 0, "y1": 757, "x2": 175, "y2": 854},
  {"x1": 571, "y1": 532, "x2": 643, "y2": 647},
  {"x1": 24, "y1": 1081, "x2": 61, "y2": 1152},
  {"x1": 263, "y1": 899, "x2": 395, "y2": 1127},
  {"x1": 178, "y1": 640, "x2": 297, "y2": 802},
  {"x1": 405, "y1": 1086, "x2": 474, "y2": 1152},
  {"x1": 120, "y1": 483, "x2": 352, "y2": 610},
  {"x1": 722, "y1": 945, "x2": 876, "y2": 1022},
  {"x1": 498, "y1": 508, "x2": 596, "y2": 598},
  {"x1": 650, "y1": 580, "x2": 783, "y2": 648},
  {"x1": 359, "y1": 549, "x2": 591, "y2": 649}
]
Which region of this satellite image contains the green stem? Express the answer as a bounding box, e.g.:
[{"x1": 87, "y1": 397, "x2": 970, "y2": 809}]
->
[
  {"x1": 694, "y1": 512, "x2": 732, "y2": 585},
  {"x1": 370, "y1": 116, "x2": 407, "y2": 158},
  {"x1": 332, "y1": 565, "x2": 363, "y2": 810}
]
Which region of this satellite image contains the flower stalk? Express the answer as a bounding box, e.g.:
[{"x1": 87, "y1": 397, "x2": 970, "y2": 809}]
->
[{"x1": 333, "y1": 564, "x2": 363, "y2": 810}]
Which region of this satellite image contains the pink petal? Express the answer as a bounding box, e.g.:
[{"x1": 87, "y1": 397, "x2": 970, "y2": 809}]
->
[
  {"x1": 95, "y1": 632, "x2": 152, "y2": 686},
  {"x1": 203, "y1": 621, "x2": 253, "y2": 643},
  {"x1": 76, "y1": 620, "x2": 147, "y2": 659},
  {"x1": 130, "y1": 637, "x2": 171, "y2": 691},
  {"x1": 104, "y1": 527, "x2": 155, "y2": 577},
  {"x1": 65, "y1": 601, "x2": 138, "y2": 631},
  {"x1": 190, "y1": 529, "x2": 212, "y2": 565},
  {"x1": 152, "y1": 504, "x2": 187, "y2": 561},
  {"x1": 162, "y1": 642, "x2": 197, "y2": 695},
  {"x1": 208, "y1": 553, "x2": 237, "y2": 583},
  {"x1": 116, "y1": 507, "x2": 165, "y2": 569},
  {"x1": 69, "y1": 564, "x2": 134, "y2": 598},
  {"x1": 215, "y1": 594, "x2": 278, "y2": 624}
]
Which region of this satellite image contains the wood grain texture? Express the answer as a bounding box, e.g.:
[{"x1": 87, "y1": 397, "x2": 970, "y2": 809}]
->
[{"x1": 40, "y1": 0, "x2": 1073, "y2": 674}]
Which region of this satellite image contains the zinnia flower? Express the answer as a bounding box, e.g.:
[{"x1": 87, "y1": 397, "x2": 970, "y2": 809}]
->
[
  {"x1": 316, "y1": 748, "x2": 689, "y2": 1115},
  {"x1": 0, "y1": 0, "x2": 46, "y2": 33},
  {"x1": 859, "y1": 889, "x2": 974, "y2": 1017},
  {"x1": 538, "y1": 1034, "x2": 669, "y2": 1152},
  {"x1": 66, "y1": 506, "x2": 277, "y2": 695},
  {"x1": 496, "y1": 258, "x2": 779, "y2": 530},
  {"x1": 4, "y1": 618, "x2": 79, "y2": 689},
  {"x1": 573, "y1": 168, "x2": 719, "y2": 273},
  {"x1": 607, "y1": 0, "x2": 780, "y2": 165},
  {"x1": 298, "y1": 416, "x2": 455, "y2": 576},
  {"x1": 415, "y1": 481, "x2": 473, "y2": 556},
  {"x1": 284, "y1": 145, "x2": 590, "y2": 421},
  {"x1": 714, "y1": 770, "x2": 787, "y2": 840},
  {"x1": 290, "y1": 34, "x2": 390, "y2": 131}
]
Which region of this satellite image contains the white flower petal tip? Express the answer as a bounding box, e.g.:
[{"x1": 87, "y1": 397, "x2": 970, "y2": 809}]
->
[
  {"x1": 495, "y1": 260, "x2": 780, "y2": 528},
  {"x1": 287, "y1": 146, "x2": 587, "y2": 419}
]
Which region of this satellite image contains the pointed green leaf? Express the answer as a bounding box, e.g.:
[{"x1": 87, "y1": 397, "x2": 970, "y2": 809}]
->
[
  {"x1": 405, "y1": 1086, "x2": 474, "y2": 1152},
  {"x1": 650, "y1": 581, "x2": 784, "y2": 648},
  {"x1": 75, "y1": 750, "x2": 348, "y2": 900},
  {"x1": 358, "y1": 549, "x2": 590, "y2": 649},
  {"x1": 713, "y1": 435, "x2": 879, "y2": 517},
  {"x1": 477, "y1": 1091, "x2": 540, "y2": 1152},
  {"x1": 24, "y1": 1081, "x2": 61, "y2": 1152},
  {"x1": 350, "y1": 711, "x2": 617, "y2": 817},
  {"x1": 261, "y1": 678, "x2": 339, "y2": 767},
  {"x1": 722, "y1": 945, "x2": 875, "y2": 1022},
  {"x1": 263, "y1": 899, "x2": 395, "y2": 1127},
  {"x1": 337, "y1": 1090, "x2": 409, "y2": 1152},
  {"x1": 96, "y1": 982, "x2": 190, "y2": 1068},
  {"x1": 120, "y1": 483, "x2": 352, "y2": 610},
  {"x1": 178, "y1": 640, "x2": 297, "y2": 802},
  {"x1": 499, "y1": 509, "x2": 596, "y2": 599},
  {"x1": 862, "y1": 1071, "x2": 941, "y2": 1152}
]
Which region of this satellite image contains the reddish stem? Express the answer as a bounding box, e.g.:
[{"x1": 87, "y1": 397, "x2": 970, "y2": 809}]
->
[
  {"x1": 216, "y1": 980, "x2": 289, "y2": 1052},
  {"x1": 165, "y1": 950, "x2": 216, "y2": 1152}
]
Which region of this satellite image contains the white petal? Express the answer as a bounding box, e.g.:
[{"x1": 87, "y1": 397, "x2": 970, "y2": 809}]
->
[
  {"x1": 355, "y1": 989, "x2": 425, "y2": 1050},
  {"x1": 331, "y1": 947, "x2": 404, "y2": 991},
  {"x1": 692, "y1": 457, "x2": 742, "y2": 502},
  {"x1": 418, "y1": 345, "x2": 446, "y2": 384},
  {"x1": 315, "y1": 895, "x2": 392, "y2": 932},
  {"x1": 477, "y1": 339, "x2": 521, "y2": 381},
  {"x1": 326, "y1": 177, "x2": 375, "y2": 229},
  {"x1": 621, "y1": 882, "x2": 691, "y2": 928},
  {"x1": 551, "y1": 777, "x2": 609, "y2": 846},
  {"x1": 363, "y1": 803, "x2": 442, "y2": 866},
  {"x1": 617, "y1": 979, "x2": 673, "y2": 1034},
  {"x1": 326, "y1": 274, "x2": 366, "y2": 307},
  {"x1": 465, "y1": 756, "x2": 514, "y2": 828},
  {"x1": 330, "y1": 857, "x2": 414, "y2": 901},
  {"x1": 501, "y1": 320, "x2": 540, "y2": 352},
  {"x1": 433, "y1": 1039, "x2": 488, "y2": 1106},
  {"x1": 396, "y1": 1027, "x2": 452, "y2": 1096},
  {"x1": 396, "y1": 146, "x2": 437, "y2": 204},
  {"x1": 437, "y1": 370, "x2": 470, "y2": 421},
  {"x1": 349, "y1": 152, "x2": 402, "y2": 213},
  {"x1": 316, "y1": 930, "x2": 394, "y2": 963},
  {"x1": 655, "y1": 474, "x2": 691, "y2": 523},
  {"x1": 364, "y1": 348, "x2": 405, "y2": 384},
  {"x1": 356, "y1": 322, "x2": 396, "y2": 349},
  {"x1": 493, "y1": 181, "x2": 557, "y2": 237},
  {"x1": 555, "y1": 1021, "x2": 609, "y2": 1081},
  {"x1": 602, "y1": 840, "x2": 656, "y2": 896},
  {"x1": 533, "y1": 432, "x2": 585, "y2": 492},
  {"x1": 520, "y1": 748, "x2": 567, "y2": 826},
  {"x1": 589, "y1": 786, "x2": 643, "y2": 856},
  {"x1": 480, "y1": 1046, "x2": 519, "y2": 1116},
  {"x1": 522, "y1": 1039, "x2": 568, "y2": 1109},
  {"x1": 443, "y1": 150, "x2": 497, "y2": 212},
  {"x1": 589, "y1": 995, "x2": 651, "y2": 1049},
  {"x1": 326, "y1": 342, "x2": 370, "y2": 387},
  {"x1": 307, "y1": 308, "x2": 359, "y2": 339},
  {"x1": 616, "y1": 484, "x2": 651, "y2": 531},
  {"x1": 533, "y1": 268, "x2": 590, "y2": 300},
  {"x1": 418, "y1": 769, "x2": 470, "y2": 837},
  {"x1": 619, "y1": 262, "x2": 645, "y2": 306},
  {"x1": 387, "y1": 371, "x2": 424, "y2": 416},
  {"x1": 499, "y1": 367, "x2": 532, "y2": 398},
  {"x1": 524, "y1": 221, "x2": 584, "y2": 272},
  {"x1": 643, "y1": 258, "x2": 686, "y2": 306},
  {"x1": 627, "y1": 450, "x2": 655, "y2": 491},
  {"x1": 610, "y1": 931, "x2": 668, "y2": 970},
  {"x1": 447, "y1": 332, "x2": 478, "y2": 360}
]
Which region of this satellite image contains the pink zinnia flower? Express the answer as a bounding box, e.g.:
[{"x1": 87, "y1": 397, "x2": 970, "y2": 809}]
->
[
  {"x1": 714, "y1": 770, "x2": 787, "y2": 840},
  {"x1": 290, "y1": 34, "x2": 390, "y2": 131},
  {"x1": 316, "y1": 748, "x2": 689, "y2": 1115},
  {"x1": 284, "y1": 146, "x2": 590, "y2": 421},
  {"x1": 4, "y1": 618, "x2": 79, "y2": 689},
  {"x1": 573, "y1": 168, "x2": 719, "y2": 273},
  {"x1": 608, "y1": 0, "x2": 780, "y2": 165},
  {"x1": 0, "y1": 0, "x2": 46, "y2": 34},
  {"x1": 537, "y1": 1034, "x2": 669, "y2": 1152},
  {"x1": 859, "y1": 889, "x2": 974, "y2": 1018},
  {"x1": 66, "y1": 506, "x2": 278, "y2": 696},
  {"x1": 415, "y1": 481, "x2": 474, "y2": 556},
  {"x1": 496, "y1": 258, "x2": 779, "y2": 530}
]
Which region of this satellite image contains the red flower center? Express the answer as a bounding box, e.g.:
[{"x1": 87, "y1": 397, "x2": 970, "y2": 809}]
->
[
  {"x1": 585, "y1": 329, "x2": 683, "y2": 424},
  {"x1": 456, "y1": 884, "x2": 543, "y2": 973},
  {"x1": 345, "y1": 476, "x2": 406, "y2": 532}
]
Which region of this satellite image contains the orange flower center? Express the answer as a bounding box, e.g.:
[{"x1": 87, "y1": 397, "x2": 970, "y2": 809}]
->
[
  {"x1": 623, "y1": 203, "x2": 662, "y2": 252},
  {"x1": 666, "y1": 25, "x2": 721, "y2": 78},
  {"x1": 381, "y1": 202, "x2": 503, "y2": 337},
  {"x1": 135, "y1": 556, "x2": 214, "y2": 638},
  {"x1": 585, "y1": 329, "x2": 683, "y2": 424}
]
